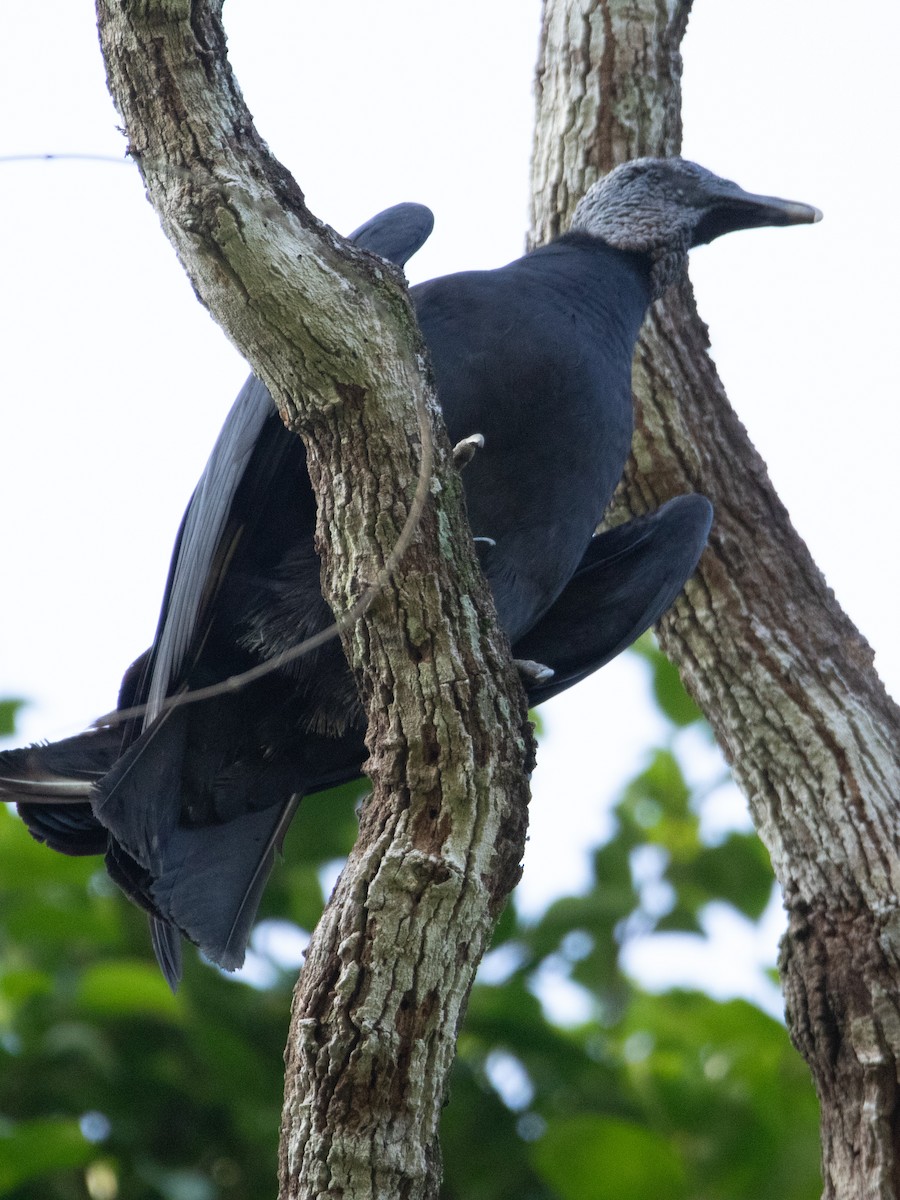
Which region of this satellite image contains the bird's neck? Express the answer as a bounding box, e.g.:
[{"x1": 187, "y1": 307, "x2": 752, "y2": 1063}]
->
[
  {"x1": 648, "y1": 235, "x2": 690, "y2": 299},
  {"x1": 528, "y1": 233, "x2": 653, "y2": 346}
]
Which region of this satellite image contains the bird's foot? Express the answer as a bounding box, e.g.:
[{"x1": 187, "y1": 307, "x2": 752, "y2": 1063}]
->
[
  {"x1": 514, "y1": 659, "x2": 555, "y2": 685},
  {"x1": 452, "y1": 433, "x2": 484, "y2": 468}
]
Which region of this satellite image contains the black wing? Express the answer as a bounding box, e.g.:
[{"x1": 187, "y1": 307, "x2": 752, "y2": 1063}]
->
[{"x1": 516, "y1": 494, "x2": 712, "y2": 706}]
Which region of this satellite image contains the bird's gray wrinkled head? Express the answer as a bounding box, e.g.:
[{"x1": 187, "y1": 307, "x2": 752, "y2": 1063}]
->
[{"x1": 571, "y1": 157, "x2": 822, "y2": 297}]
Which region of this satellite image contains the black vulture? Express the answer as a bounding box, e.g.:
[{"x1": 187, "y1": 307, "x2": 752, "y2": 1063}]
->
[{"x1": 1, "y1": 159, "x2": 820, "y2": 986}]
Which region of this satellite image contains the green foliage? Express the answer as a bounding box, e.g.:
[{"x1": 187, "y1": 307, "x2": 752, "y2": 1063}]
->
[
  {"x1": 0, "y1": 775, "x2": 368, "y2": 1200},
  {"x1": 0, "y1": 701, "x2": 25, "y2": 738},
  {"x1": 0, "y1": 802, "x2": 287, "y2": 1199},
  {"x1": 631, "y1": 636, "x2": 703, "y2": 727},
  {"x1": 531, "y1": 1116, "x2": 686, "y2": 1200},
  {"x1": 0, "y1": 654, "x2": 821, "y2": 1198},
  {"x1": 0, "y1": 1118, "x2": 94, "y2": 1195}
]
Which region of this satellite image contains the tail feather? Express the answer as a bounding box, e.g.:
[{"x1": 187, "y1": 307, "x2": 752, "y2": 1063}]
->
[
  {"x1": 149, "y1": 798, "x2": 300, "y2": 975},
  {"x1": 18, "y1": 802, "x2": 108, "y2": 856},
  {"x1": 105, "y1": 836, "x2": 158, "y2": 915},
  {"x1": 150, "y1": 916, "x2": 184, "y2": 991},
  {"x1": 0, "y1": 726, "x2": 123, "y2": 803},
  {"x1": 0, "y1": 727, "x2": 125, "y2": 855},
  {"x1": 91, "y1": 705, "x2": 189, "y2": 871}
]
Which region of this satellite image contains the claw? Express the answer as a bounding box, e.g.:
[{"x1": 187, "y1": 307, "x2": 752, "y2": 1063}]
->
[
  {"x1": 452, "y1": 433, "x2": 484, "y2": 468},
  {"x1": 473, "y1": 536, "x2": 496, "y2": 548},
  {"x1": 514, "y1": 659, "x2": 555, "y2": 685}
]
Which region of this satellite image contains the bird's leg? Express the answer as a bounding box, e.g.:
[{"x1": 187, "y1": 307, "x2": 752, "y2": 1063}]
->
[
  {"x1": 452, "y1": 432, "x2": 484, "y2": 468},
  {"x1": 514, "y1": 658, "x2": 555, "y2": 685},
  {"x1": 467, "y1": 530, "x2": 552, "y2": 683}
]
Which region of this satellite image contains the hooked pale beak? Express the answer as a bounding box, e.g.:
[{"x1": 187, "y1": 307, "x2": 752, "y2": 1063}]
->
[{"x1": 692, "y1": 187, "x2": 822, "y2": 247}]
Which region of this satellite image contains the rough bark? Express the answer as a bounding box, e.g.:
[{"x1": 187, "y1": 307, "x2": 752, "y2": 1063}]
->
[
  {"x1": 532, "y1": 2, "x2": 900, "y2": 1196},
  {"x1": 94, "y1": 4, "x2": 534, "y2": 1199}
]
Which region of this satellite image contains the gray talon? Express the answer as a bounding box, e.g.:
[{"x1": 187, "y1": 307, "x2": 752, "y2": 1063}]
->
[
  {"x1": 473, "y1": 536, "x2": 496, "y2": 548},
  {"x1": 452, "y1": 432, "x2": 485, "y2": 468},
  {"x1": 514, "y1": 659, "x2": 555, "y2": 685}
]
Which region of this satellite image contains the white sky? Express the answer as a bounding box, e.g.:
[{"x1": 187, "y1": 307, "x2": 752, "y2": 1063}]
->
[{"x1": 1, "y1": 1, "x2": 897, "y2": 1009}]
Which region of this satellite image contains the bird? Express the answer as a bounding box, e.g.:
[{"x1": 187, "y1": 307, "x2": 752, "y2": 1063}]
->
[{"x1": 1, "y1": 158, "x2": 820, "y2": 986}]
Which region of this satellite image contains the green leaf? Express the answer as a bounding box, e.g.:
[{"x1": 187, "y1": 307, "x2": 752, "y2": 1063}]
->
[
  {"x1": 0, "y1": 699, "x2": 26, "y2": 738},
  {"x1": 281, "y1": 779, "x2": 366, "y2": 864},
  {"x1": 614, "y1": 991, "x2": 821, "y2": 1198},
  {"x1": 672, "y1": 835, "x2": 775, "y2": 922},
  {"x1": 0, "y1": 1117, "x2": 92, "y2": 1195},
  {"x1": 280, "y1": 867, "x2": 326, "y2": 933},
  {"x1": 0, "y1": 968, "x2": 54, "y2": 1010},
  {"x1": 622, "y1": 749, "x2": 691, "y2": 823},
  {"x1": 76, "y1": 961, "x2": 182, "y2": 1020},
  {"x1": 631, "y1": 637, "x2": 703, "y2": 727},
  {"x1": 531, "y1": 1114, "x2": 687, "y2": 1200}
]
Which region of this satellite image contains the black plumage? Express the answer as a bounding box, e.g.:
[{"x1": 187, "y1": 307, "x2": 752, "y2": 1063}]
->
[{"x1": 1, "y1": 159, "x2": 820, "y2": 985}]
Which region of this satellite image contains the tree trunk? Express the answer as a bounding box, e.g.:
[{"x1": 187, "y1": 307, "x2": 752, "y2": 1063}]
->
[
  {"x1": 93, "y1": 4, "x2": 533, "y2": 1199},
  {"x1": 532, "y1": 1, "x2": 900, "y2": 1196}
]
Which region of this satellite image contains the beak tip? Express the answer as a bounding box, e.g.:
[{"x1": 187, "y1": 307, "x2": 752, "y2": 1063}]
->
[{"x1": 781, "y1": 200, "x2": 823, "y2": 226}]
